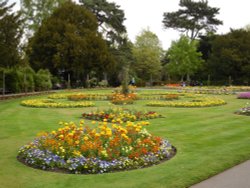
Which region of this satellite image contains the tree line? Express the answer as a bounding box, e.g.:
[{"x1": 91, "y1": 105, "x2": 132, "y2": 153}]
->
[{"x1": 0, "y1": 0, "x2": 250, "y2": 93}]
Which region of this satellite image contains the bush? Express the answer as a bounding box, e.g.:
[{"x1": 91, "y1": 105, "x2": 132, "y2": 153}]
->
[
  {"x1": 5, "y1": 68, "x2": 22, "y2": 93},
  {"x1": 35, "y1": 69, "x2": 52, "y2": 91}
]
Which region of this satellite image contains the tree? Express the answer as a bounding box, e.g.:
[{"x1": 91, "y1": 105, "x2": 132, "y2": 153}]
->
[
  {"x1": 20, "y1": 0, "x2": 68, "y2": 38},
  {"x1": 79, "y1": 0, "x2": 126, "y2": 46},
  {"x1": 166, "y1": 36, "x2": 204, "y2": 82},
  {"x1": 0, "y1": 0, "x2": 23, "y2": 68},
  {"x1": 132, "y1": 29, "x2": 163, "y2": 85},
  {"x1": 162, "y1": 0, "x2": 222, "y2": 40},
  {"x1": 27, "y1": 1, "x2": 113, "y2": 86},
  {"x1": 207, "y1": 29, "x2": 250, "y2": 85}
]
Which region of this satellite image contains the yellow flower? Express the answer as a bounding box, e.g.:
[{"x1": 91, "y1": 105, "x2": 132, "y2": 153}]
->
[
  {"x1": 95, "y1": 133, "x2": 100, "y2": 137},
  {"x1": 91, "y1": 121, "x2": 96, "y2": 124},
  {"x1": 75, "y1": 140, "x2": 80, "y2": 145},
  {"x1": 73, "y1": 150, "x2": 81, "y2": 157},
  {"x1": 59, "y1": 135, "x2": 64, "y2": 139},
  {"x1": 83, "y1": 136, "x2": 89, "y2": 141},
  {"x1": 51, "y1": 131, "x2": 56, "y2": 135}
]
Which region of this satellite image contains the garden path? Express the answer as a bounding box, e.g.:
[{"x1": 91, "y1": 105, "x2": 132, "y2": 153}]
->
[{"x1": 190, "y1": 160, "x2": 250, "y2": 188}]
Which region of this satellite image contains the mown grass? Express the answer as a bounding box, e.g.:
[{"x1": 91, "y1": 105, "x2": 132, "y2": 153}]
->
[{"x1": 0, "y1": 89, "x2": 249, "y2": 188}]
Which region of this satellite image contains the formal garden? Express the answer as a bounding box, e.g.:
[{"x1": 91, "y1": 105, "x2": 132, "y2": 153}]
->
[
  {"x1": 0, "y1": 86, "x2": 250, "y2": 188},
  {"x1": 1, "y1": 0, "x2": 250, "y2": 187}
]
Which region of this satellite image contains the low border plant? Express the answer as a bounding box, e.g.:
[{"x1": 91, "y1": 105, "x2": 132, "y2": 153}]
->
[
  {"x1": 147, "y1": 97, "x2": 226, "y2": 107},
  {"x1": 21, "y1": 99, "x2": 95, "y2": 108}
]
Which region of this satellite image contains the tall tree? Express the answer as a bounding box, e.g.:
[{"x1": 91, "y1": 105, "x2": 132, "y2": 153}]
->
[
  {"x1": 79, "y1": 0, "x2": 126, "y2": 46},
  {"x1": 132, "y1": 29, "x2": 163, "y2": 85},
  {"x1": 27, "y1": 1, "x2": 113, "y2": 85},
  {"x1": 166, "y1": 36, "x2": 204, "y2": 82},
  {"x1": 20, "y1": 0, "x2": 68, "y2": 38},
  {"x1": 207, "y1": 29, "x2": 250, "y2": 85},
  {"x1": 162, "y1": 0, "x2": 222, "y2": 40},
  {"x1": 0, "y1": 0, "x2": 23, "y2": 68}
]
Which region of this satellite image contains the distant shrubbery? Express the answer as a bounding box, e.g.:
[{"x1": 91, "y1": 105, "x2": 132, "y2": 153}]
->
[{"x1": 0, "y1": 66, "x2": 52, "y2": 93}]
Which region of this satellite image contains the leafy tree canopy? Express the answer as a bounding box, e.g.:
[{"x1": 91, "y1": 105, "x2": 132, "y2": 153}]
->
[
  {"x1": 132, "y1": 29, "x2": 163, "y2": 83},
  {"x1": 166, "y1": 35, "x2": 204, "y2": 81},
  {"x1": 0, "y1": 0, "x2": 23, "y2": 68},
  {"x1": 207, "y1": 29, "x2": 250, "y2": 84},
  {"x1": 163, "y1": 0, "x2": 222, "y2": 40},
  {"x1": 28, "y1": 1, "x2": 113, "y2": 83},
  {"x1": 20, "y1": 0, "x2": 69, "y2": 38},
  {"x1": 79, "y1": 0, "x2": 126, "y2": 46}
]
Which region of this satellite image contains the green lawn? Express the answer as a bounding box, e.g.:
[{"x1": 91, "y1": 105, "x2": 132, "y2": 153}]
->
[{"x1": 0, "y1": 89, "x2": 250, "y2": 188}]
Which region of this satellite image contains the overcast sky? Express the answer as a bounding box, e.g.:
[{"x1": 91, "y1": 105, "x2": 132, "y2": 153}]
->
[{"x1": 9, "y1": 0, "x2": 250, "y2": 49}]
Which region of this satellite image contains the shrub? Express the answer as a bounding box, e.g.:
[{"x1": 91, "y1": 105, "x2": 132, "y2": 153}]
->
[{"x1": 35, "y1": 69, "x2": 52, "y2": 91}]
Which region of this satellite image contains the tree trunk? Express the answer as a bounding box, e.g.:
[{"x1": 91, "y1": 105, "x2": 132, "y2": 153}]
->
[
  {"x1": 67, "y1": 73, "x2": 71, "y2": 89},
  {"x1": 186, "y1": 74, "x2": 190, "y2": 85},
  {"x1": 2, "y1": 70, "x2": 5, "y2": 96}
]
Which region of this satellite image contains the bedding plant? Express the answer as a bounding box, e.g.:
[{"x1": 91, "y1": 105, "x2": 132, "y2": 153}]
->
[
  {"x1": 237, "y1": 92, "x2": 250, "y2": 99},
  {"x1": 82, "y1": 108, "x2": 162, "y2": 123},
  {"x1": 235, "y1": 103, "x2": 250, "y2": 116},
  {"x1": 147, "y1": 97, "x2": 226, "y2": 107},
  {"x1": 21, "y1": 99, "x2": 95, "y2": 108},
  {"x1": 17, "y1": 120, "x2": 176, "y2": 174}
]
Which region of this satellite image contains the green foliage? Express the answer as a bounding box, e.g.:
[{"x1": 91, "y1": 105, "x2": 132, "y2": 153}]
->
[
  {"x1": 4, "y1": 68, "x2": 22, "y2": 93},
  {"x1": 166, "y1": 36, "x2": 204, "y2": 81},
  {"x1": 132, "y1": 29, "x2": 163, "y2": 84},
  {"x1": 163, "y1": 0, "x2": 222, "y2": 40},
  {"x1": 20, "y1": 0, "x2": 68, "y2": 37},
  {"x1": 0, "y1": 0, "x2": 23, "y2": 68},
  {"x1": 80, "y1": 0, "x2": 126, "y2": 46},
  {"x1": 35, "y1": 69, "x2": 52, "y2": 91},
  {"x1": 27, "y1": 1, "x2": 113, "y2": 84},
  {"x1": 20, "y1": 66, "x2": 36, "y2": 92},
  {"x1": 207, "y1": 29, "x2": 250, "y2": 85}
]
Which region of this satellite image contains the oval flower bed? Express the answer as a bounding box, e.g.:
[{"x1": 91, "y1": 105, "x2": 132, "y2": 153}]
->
[
  {"x1": 17, "y1": 121, "x2": 176, "y2": 174},
  {"x1": 68, "y1": 94, "x2": 110, "y2": 101},
  {"x1": 146, "y1": 97, "x2": 226, "y2": 107},
  {"x1": 21, "y1": 99, "x2": 95, "y2": 108},
  {"x1": 237, "y1": 92, "x2": 250, "y2": 99},
  {"x1": 82, "y1": 108, "x2": 162, "y2": 123}
]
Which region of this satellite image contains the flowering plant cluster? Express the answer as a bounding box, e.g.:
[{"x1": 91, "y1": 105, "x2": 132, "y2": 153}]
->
[
  {"x1": 68, "y1": 94, "x2": 110, "y2": 101},
  {"x1": 48, "y1": 93, "x2": 71, "y2": 99},
  {"x1": 21, "y1": 99, "x2": 95, "y2": 108},
  {"x1": 147, "y1": 97, "x2": 226, "y2": 107},
  {"x1": 237, "y1": 92, "x2": 250, "y2": 99},
  {"x1": 82, "y1": 108, "x2": 162, "y2": 123},
  {"x1": 17, "y1": 121, "x2": 175, "y2": 174},
  {"x1": 235, "y1": 103, "x2": 250, "y2": 116},
  {"x1": 108, "y1": 93, "x2": 138, "y2": 105},
  {"x1": 161, "y1": 94, "x2": 179, "y2": 100}
]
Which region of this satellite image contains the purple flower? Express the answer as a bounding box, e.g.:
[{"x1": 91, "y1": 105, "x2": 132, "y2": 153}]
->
[{"x1": 237, "y1": 92, "x2": 250, "y2": 99}]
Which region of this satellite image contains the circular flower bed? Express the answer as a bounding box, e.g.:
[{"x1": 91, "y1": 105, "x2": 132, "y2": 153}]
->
[
  {"x1": 17, "y1": 121, "x2": 176, "y2": 174},
  {"x1": 237, "y1": 92, "x2": 250, "y2": 99},
  {"x1": 21, "y1": 99, "x2": 95, "y2": 108},
  {"x1": 82, "y1": 108, "x2": 162, "y2": 123},
  {"x1": 146, "y1": 97, "x2": 226, "y2": 107},
  {"x1": 235, "y1": 104, "x2": 250, "y2": 116}
]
